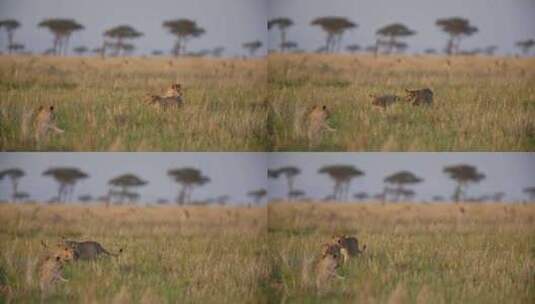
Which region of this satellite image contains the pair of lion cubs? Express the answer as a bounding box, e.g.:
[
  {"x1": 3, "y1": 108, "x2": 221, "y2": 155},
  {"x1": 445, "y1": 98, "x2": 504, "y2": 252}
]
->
[
  {"x1": 38, "y1": 239, "x2": 121, "y2": 293},
  {"x1": 315, "y1": 235, "x2": 366, "y2": 290}
]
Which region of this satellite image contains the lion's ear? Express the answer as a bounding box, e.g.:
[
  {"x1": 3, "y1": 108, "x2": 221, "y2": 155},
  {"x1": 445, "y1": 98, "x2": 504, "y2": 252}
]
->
[
  {"x1": 49, "y1": 106, "x2": 54, "y2": 111},
  {"x1": 41, "y1": 240, "x2": 48, "y2": 249}
]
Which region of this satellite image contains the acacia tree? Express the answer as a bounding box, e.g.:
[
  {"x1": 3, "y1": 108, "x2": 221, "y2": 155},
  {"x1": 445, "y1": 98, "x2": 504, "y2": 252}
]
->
[
  {"x1": 268, "y1": 167, "x2": 301, "y2": 201},
  {"x1": 247, "y1": 188, "x2": 267, "y2": 205},
  {"x1": 376, "y1": 23, "x2": 415, "y2": 54},
  {"x1": 384, "y1": 171, "x2": 422, "y2": 202},
  {"x1": 0, "y1": 168, "x2": 25, "y2": 202},
  {"x1": 436, "y1": 17, "x2": 478, "y2": 55},
  {"x1": 38, "y1": 18, "x2": 84, "y2": 55},
  {"x1": 311, "y1": 17, "x2": 357, "y2": 53},
  {"x1": 443, "y1": 164, "x2": 485, "y2": 202},
  {"x1": 168, "y1": 168, "x2": 210, "y2": 205},
  {"x1": 104, "y1": 25, "x2": 142, "y2": 56},
  {"x1": 43, "y1": 167, "x2": 88, "y2": 203},
  {"x1": 0, "y1": 19, "x2": 21, "y2": 54},
  {"x1": 268, "y1": 17, "x2": 294, "y2": 52},
  {"x1": 108, "y1": 174, "x2": 147, "y2": 205},
  {"x1": 242, "y1": 40, "x2": 263, "y2": 57},
  {"x1": 73, "y1": 46, "x2": 88, "y2": 55},
  {"x1": 163, "y1": 19, "x2": 205, "y2": 56},
  {"x1": 523, "y1": 187, "x2": 535, "y2": 201},
  {"x1": 346, "y1": 44, "x2": 361, "y2": 53},
  {"x1": 318, "y1": 165, "x2": 364, "y2": 201},
  {"x1": 516, "y1": 39, "x2": 535, "y2": 56}
]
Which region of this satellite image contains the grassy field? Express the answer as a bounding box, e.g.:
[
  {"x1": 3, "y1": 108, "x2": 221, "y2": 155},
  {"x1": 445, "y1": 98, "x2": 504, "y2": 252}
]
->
[
  {"x1": 266, "y1": 202, "x2": 535, "y2": 303},
  {"x1": 268, "y1": 54, "x2": 535, "y2": 151},
  {"x1": 0, "y1": 55, "x2": 267, "y2": 151},
  {"x1": 0, "y1": 204, "x2": 267, "y2": 303}
]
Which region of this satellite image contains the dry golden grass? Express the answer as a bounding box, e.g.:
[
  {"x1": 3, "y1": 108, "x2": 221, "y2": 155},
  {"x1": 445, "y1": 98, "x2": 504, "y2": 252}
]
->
[
  {"x1": 267, "y1": 201, "x2": 535, "y2": 303},
  {"x1": 0, "y1": 55, "x2": 267, "y2": 151},
  {"x1": 268, "y1": 53, "x2": 535, "y2": 151},
  {"x1": 0, "y1": 204, "x2": 267, "y2": 303}
]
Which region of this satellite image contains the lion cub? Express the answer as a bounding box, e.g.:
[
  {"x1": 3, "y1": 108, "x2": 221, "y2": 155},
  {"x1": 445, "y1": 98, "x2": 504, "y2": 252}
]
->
[
  {"x1": 370, "y1": 94, "x2": 400, "y2": 109},
  {"x1": 331, "y1": 235, "x2": 366, "y2": 264},
  {"x1": 146, "y1": 83, "x2": 183, "y2": 109},
  {"x1": 316, "y1": 243, "x2": 344, "y2": 290},
  {"x1": 405, "y1": 88, "x2": 433, "y2": 106},
  {"x1": 34, "y1": 105, "x2": 64, "y2": 141},
  {"x1": 306, "y1": 105, "x2": 335, "y2": 146},
  {"x1": 38, "y1": 243, "x2": 75, "y2": 293},
  {"x1": 62, "y1": 239, "x2": 122, "y2": 260}
]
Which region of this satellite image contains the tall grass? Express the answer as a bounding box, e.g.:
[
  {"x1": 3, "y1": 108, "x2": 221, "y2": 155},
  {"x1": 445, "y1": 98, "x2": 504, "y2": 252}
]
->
[
  {"x1": 268, "y1": 54, "x2": 535, "y2": 151},
  {"x1": 0, "y1": 56, "x2": 267, "y2": 151},
  {"x1": 0, "y1": 204, "x2": 267, "y2": 303},
  {"x1": 266, "y1": 202, "x2": 535, "y2": 303}
]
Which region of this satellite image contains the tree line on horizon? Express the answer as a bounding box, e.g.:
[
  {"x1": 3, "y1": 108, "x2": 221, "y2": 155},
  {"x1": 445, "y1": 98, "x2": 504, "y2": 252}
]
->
[
  {"x1": 267, "y1": 16, "x2": 534, "y2": 56},
  {"x1": 0, "y1": 167, "x2": 267, "y2": 207},
  {"x1": 268, "y1": 164, "x2": 535, "y2": 203},
  {"x1": 1, "y1": 15, "x2": 534, "y2": 58},
  {"x1": 0, "y1": 18, "x2": 264, "y2": 58}
]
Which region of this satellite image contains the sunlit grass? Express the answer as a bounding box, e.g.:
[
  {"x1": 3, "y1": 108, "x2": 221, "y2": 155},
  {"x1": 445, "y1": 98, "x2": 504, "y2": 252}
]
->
[
  {"x1": 0, "y1": 55, "x2": 268, "y2": 151},
  {"x1": 268, "y1": 54, "x2": 535, "y2": 151},
  {"x1": 0, "y1": 204, "x2": 267, "y2": 303},
  {"x1": 266, "y1": 201, "x2": 535, "y2": 303}
]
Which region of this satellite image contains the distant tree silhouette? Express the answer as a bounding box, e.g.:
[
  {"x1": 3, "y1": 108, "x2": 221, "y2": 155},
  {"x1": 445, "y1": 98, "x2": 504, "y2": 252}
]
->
[
  {"x1": 215, "y1": 195, "x2": 229, "y2": 205},
  {"x1": 104, "y1": 25, "x2": 142, "y2": 56},
  {"x1": 443, "y1": 164, "x2": 485, "y2": 202},
  {"x1": 121, "y1": 43, "x2": 135, "y2": 56},
  {"x1": 280, "y1": 41, "x2": 298, "y2": 51},
  {"x1": 157, "y1": 198, "x2": 169, "y2": 205},
  {"x1": 353, "y1": 191, "x2": 368, "y2": 201},
  {"x1": 432, "y1": 195, "x2": 444, "y2": 202},
  {"x1": 384, "y1": 171, "x2": 422, "y2": 202},
  {"x1": 212, "y1": 46, "x2": 225, "y2": 57},
  {"x1": 73, "y1": 46, "x2": 88, "y2": 55},
  {"x1": 376, "y1": 23, "x2": 415, "y2": 54},
  {"x1": 108, "y1": 174, "x2": 147, "y2": 205},
  {"x1": 13, "y1": 192, "x2": 30, "y2": 201},
  {"x1": 163, "y1": 19, "x2": 205, "y2": 56},
  {"x1": 346, "y1": 44, "x2": 361, "y2": 53},
  {"x1": 268, "y1": 167, "x2": 301, "y2": 200},
  {"x1": 8, "y1": 43, "x2": 24, "y2": 53},
  {"x1": 318, "y1": 165, "x2": 364, "y2": 201},
  {"x1": 152, "y1": 50, "x2": 164, "y2": 56},
  {"x1": 168, "y1": 168, "x2": 210, "y2": 205},
  {"x1": 0, "y1": 168, "x2": 25, "y2": 202},
  {"x1": 424, "y1": 48, "x2": 437, "y2": 55},
  {"x1": 247, "y1": 188, "x2": 267, "y2": 205},
  {"x1": 523, "y1": 187, "x2": 535, "y2": 201},
  {"x1": 242, "y1": 40, "x2": 263, "y2": 57},
  {"x1": 311, "y1": 17, "x2": 357, "y2": 53},
  {"x1": 38, "y1": 18, "x2": 84, "y2": 55},
  {"x1": 484, "y1": 45, "x2": 498, "y2": 56},
  {"x1": 0, "y1": 19, "x2": 21, "y2": 54},
  {"x1": 78, "y1": 194, "x2": 93, "y2": 203},
  {"x1": 43, "y1": 167, "x2": 88, "y2": 203},
  {"x1": 289, "y1": 189, "x2": 305, "y2": 200},
  {"x1": 436, "y1": 17, "x2": 478, "y2": 55},
  {"x1": 516, "y1": 39, "x2": 535, "y2": 56},
  {"x1": 268, "y1": 17, "x2": 294, "y2": 52}
]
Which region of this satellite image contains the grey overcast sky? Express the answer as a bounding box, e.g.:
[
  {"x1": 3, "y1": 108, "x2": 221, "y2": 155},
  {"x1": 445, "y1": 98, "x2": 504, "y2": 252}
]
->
[
  {"x1": 269, "y1": 0, "x2": 535, "y2": 55},
  {"x1": 0, "y1": 153, "x2": 267, "y2": 204},
  {"x1": 0, "y1": 0, "x2": 267, "y2": 57},
  {"x1": 268, "y1": 153, "x2": 535, "y2": 202},
  {"x1": 1, "y1": 153, "x2": 534, "y2": 204}
]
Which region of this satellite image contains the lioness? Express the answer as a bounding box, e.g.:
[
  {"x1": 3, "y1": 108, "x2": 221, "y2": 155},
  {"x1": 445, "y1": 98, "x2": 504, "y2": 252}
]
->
[
  {"x1": 306, "y1": 105, "x2": 335, "y2": 146},
  {"x1": 38, "y1": 243, "x2": 75, "y2": 293},
  {"x1": 316, "y1": 243, "x2": 344, "y2": 290},
  {"x1": 370, "y1": 94, "x2": 400, "y2": 109},
  {"x1": 405, "y1": 88, "x2": 433, "y2": 106},
  {"x1": 34, "y1": 105, "x2": 64, "y2": 141},
  {"x1": 145, "y1": 83, "x2": 183, "y2": 109},
  {"x1": 331, "y1": 235, "x2": 366, "y2": 264},
  {"x1": 62, "y1": 239, "x2": 123, "y2": 260}
]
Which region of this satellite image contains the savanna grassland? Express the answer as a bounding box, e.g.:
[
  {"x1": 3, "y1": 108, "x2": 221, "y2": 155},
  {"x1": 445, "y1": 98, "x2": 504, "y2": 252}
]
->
[
  {"x1": 0, "y1": 55, "x2": 267, "y2": 151},
  {"x1": 267, "y1": 202, "x2": 535, "y2": 303},
  {"x1": 268, "y1": 54, "x2": 535, "y2": 151},
  {"x1": 0, "y1": 204, "x2": 267, "y2": 303}
]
